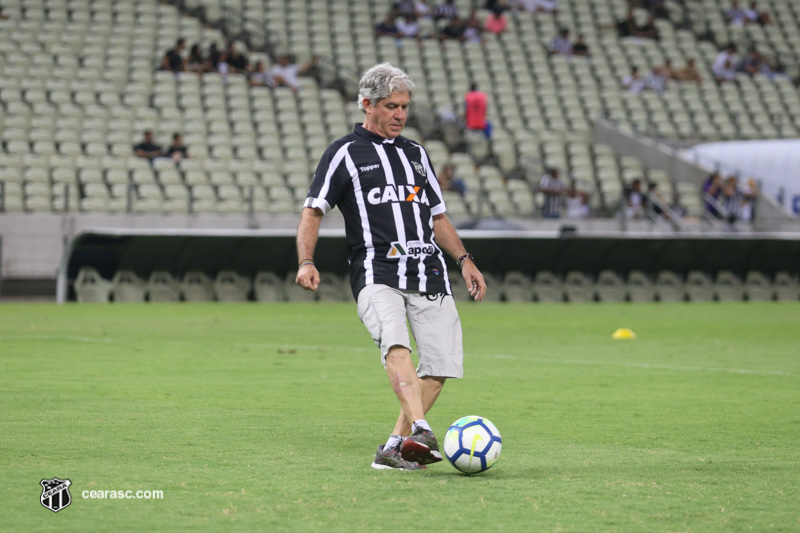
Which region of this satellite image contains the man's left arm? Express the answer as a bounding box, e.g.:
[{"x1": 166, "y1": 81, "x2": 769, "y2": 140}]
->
[{"x1": 432, "y1": 213, "x2": 486, "y2": 301}]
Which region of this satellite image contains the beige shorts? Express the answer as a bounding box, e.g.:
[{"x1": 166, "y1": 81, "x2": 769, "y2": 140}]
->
[{"x1": 356, "y1": 284, "x2": 464, "y2": 379}]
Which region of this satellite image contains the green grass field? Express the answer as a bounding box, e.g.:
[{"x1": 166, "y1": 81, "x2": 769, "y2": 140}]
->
[{"x1": 2, "y1": 302, "x2": 799, "y2": 532}]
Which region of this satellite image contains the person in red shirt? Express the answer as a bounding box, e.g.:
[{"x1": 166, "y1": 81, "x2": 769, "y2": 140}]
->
[{"x1": 464, "y1": 83, "x2": 491, "y2": 137}]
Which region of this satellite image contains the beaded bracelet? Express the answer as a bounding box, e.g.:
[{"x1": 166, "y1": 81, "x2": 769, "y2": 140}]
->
[{"x1": 457, "y1": 253, "x2": 475, "y2": 269}]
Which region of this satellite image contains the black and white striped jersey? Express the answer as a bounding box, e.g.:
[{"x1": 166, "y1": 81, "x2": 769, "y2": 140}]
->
[{"x1": 304, "y1": 124, "x2": 452, "y2": 299}]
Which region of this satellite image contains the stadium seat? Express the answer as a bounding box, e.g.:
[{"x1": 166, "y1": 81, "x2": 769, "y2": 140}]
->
[
  {"x1": 74, "y1": 266, "x2": 112, "y2": 303},
  {"x1": 213, "y1": 270, "x2": 251, "y2": 302},
  {"x1": 317, "y1": 272, "x2": 346, "y2": 302},
  {"x1": 146, "y1": 271, "x2": 181, "y2": 302},
  {"x1": 563, "y1": 271, "x2": 594, "y2": 303},
  {"x1": 714, "y1": 271, "x2": 744, "y2": 302},
  {"x1": 654, "y1": 271, "x2": 684, "y2": 302},
  {"x1": 743, "y1": 271, "x2": 773, "y2": 302},
  {"x1": 685, "y1": 271, "x2": 715, "y2": 302},
  {"x1": 254, "y1": 271, "x2": 285, "y2": 302},
  {"x1": 773, "y1": 272, "x2": 800, "y2": 301},
  {"x1": 594, "y1": 270, "x2": 626, "y2": 302},
  {"x1": 180, "y1": 271, "x2": 215, "y2": 302},
  {"x1": 284, "y1": 272, "x2": 316, "y2": 302},
  {"x1": 626, "y1": 270, "x2": 655, "y2": 302},
  {"x1": 533, "y1": 271, "x2": 563, "y2": 303},
  {"x1": 501, "y1": 271, "x2": 534, "y2": 302},
  {"x1": 111, "y1": 270, "x2": 146, "y2": 302}
]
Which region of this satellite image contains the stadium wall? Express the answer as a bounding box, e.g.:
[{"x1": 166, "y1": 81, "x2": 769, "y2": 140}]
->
[{"x1": 57, "y1": 227, "x2": 800, "y2": 302}]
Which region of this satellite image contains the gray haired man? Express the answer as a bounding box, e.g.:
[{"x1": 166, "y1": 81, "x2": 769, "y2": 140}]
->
[{"x1": 296, "y1": 63, "x2": 486, "y2": 470}]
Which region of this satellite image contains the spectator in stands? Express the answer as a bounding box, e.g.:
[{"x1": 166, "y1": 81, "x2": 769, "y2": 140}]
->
[
  {"x1": 572, "y1": 34, "x2": 590, "y2": 57},
  {"x1": 645, "y1": 182, "x2": 667, "y2": 219},
  {"x1": 439, "y1": 17, "x2": 465, "y2": 41},
  {"x1": 548, "y1": 27, "x2": 573, "y2": 56},
  {"x1": 622, "y1": 66, "x2": 646, "y2": 94},
  {"x1": 737, "y1": 47, "x2": 773, "y2": 78},
  {"x1": 267, "y1": 54, "x2": 318, "y2": 95},
  {"x1": 0, "y1": 7, "x2": 10, "y2": 19},
  {"x1": 184, "y1": 43, "x2": 206, "y2": 76},
  {"x1": 134, "y1": 131, "x2": 163, "y2": 161},
  {"x1": 415, "y1": 0, "x2": 433, "y2": 19},
  {"x1": 249, "y1": 60, "x2": 270, "y2": 87},
  {"x1": 376, "y1": 13, "x2": 401, "y2": 37},
  {"x1": 397, "y1": 12, "x2": 422, "y2": 39},
  {"x1": 206, "y1": 43, "x2": 222, "y2": 73},
  {"x1": 162, "y1": 38, "x2": 186, "y2": 74},
  {"x1": 744, "y1": 1, "x2": 771, "y2": 25},
  {"x1": 485, "y1": 0, "x2": 511, "y2": 13},
  {"x1": 221, "y1": 41, "x2": 249, "y2": 75},
  {"x1": 724, "y1": 0, "x2": 747, "y2": 26},
  {"x1": 702, "y1": 172, "x2": 724, "y2": 218},
  {"x1": 165, "y1": 133, "x2": 190, "y2": 162},
  {"x1": 721, "y1": 175, "x2": 744, "y2": 224},
  {"x1": 644, "y1": 66, "x2": 668, "y2": 94},
  {"x1": 393, "y1": 0, "x2": 417, "y2": 16},
  {"x1": 624, "y1": 178, "x2": 645, "y2": 219},
  {"x1": 675, "y1": 57, "x2": 702, "y2": 83},
  {"x1": 438, "y1": 164, "x2": 468, "y2": 195},
  {"x1": 463, "y1": 10, "x2": 485, "y2": 44},
  {"x1": 517, "y1": 0, "x2": 558, "y2": 15},
  {"x1": 565, "y1": 186, "x2": 590, "y2": 219},
  {"x1": 434, "y1": 0, "x2": 459, "y2": 20},
  {"x1": 644, "y1": 0, "x2": 669, "y2": 19},
  {"x1": 539, "y1": 168, "x2": 566, "y2": 218},
  {"x1": 484, "y1": 7, "x2": 509, "y2": 34},
  {"x1": 712, "y1": 43, "x2": 739, "y2": 83},
  {"x1": 616, "y1": 9, "x2": 637, "y2": 38},
  {"x1": 637, "y1": 14, "x2": 660, "y2": 40},
  {"x1": 464, "y1": 83, "x2": 491, "y2": 137},
  {"x1": 738, "y1": 178, "x2": 758, "y2": 222}
]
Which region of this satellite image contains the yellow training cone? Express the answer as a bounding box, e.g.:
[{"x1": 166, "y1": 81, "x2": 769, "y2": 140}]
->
[{"x1": 612, "y1": 328, "x2": 636, "y2": 339}]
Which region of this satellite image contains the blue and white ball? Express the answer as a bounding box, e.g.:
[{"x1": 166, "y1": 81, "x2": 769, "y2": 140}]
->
[{"x1": 443, "y1": 416, "x2": 502, "y2": 474}]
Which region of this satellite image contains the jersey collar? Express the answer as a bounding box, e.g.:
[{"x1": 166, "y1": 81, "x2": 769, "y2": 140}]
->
[{"x1": 354, "y1": 123, "x2": 401, "y2": 145}]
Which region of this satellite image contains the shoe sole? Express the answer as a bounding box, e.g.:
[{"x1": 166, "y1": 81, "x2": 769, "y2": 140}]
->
[
  {"x1": 400, "y1": 439, "x2": 443, "y2": 465},
  {"x1": 370, "y1": 462, "x2": 425, "y2": 470}
]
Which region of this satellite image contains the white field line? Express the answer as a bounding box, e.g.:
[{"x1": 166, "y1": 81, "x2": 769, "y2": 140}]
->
[{"x1": 479, "y1": 353, "x2": 798, "y2": 378}]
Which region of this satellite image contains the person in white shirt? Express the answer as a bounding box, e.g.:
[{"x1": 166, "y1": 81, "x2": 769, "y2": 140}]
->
[
  {"x1": 724, "y1": 1, "x2": 747, "y2": 26},
  {"x1": 712, "y1": 44, "x2": 738, "y2": 83},
  {"x1": 622, "y1": 67, "x2": 646, "y2": 94},
  {"x1": 548, "y1": 27, "x2": 573, "y2": 55},
  {"x1": 267, "y1": 54, "x2": 318, "y2": 94}
]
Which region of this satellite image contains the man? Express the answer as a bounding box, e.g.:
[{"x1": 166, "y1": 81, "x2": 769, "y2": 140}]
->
[
  {"x1": 165, "y1": 133, "x2": 189, "y2": 162},
  {"x1": 134, "y1": 131, "x2": 162, "y2": 160},
  {"x1": 538, "y1": 167, "x2": 566, "y2": 218},
  {"x1": 162, "y1": 38, "x2": 185, "y2": 73},
  {"x1": 713, "y1": 43, "x2": 738, "y2": 83},
  {"x1": 464, "y1": 83, "x2": 490, "y2": 137},
  {"x1": 548, "y1": 27, "x2": 572, "y2": 55},
  {"x1": 267, "y1": 54, "x2": 317, "y2": 95},
  {"x1": 295, "y1": 63, "x2": 486, "y2": 471}
]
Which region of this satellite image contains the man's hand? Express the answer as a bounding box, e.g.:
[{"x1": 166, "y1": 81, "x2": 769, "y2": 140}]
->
[
  {"x1": 461, "y1": 260, "x2": 486, "y2": 301},
  {"x1": 295, "y1": 263, "x2": 320, "y2": 291}
]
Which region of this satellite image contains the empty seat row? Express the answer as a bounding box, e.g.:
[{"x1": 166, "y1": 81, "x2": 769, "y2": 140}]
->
[
  {"x1": 454, "y1": 270, "x2": 800, "y2": 303},
  {"x1": 73, "y1": 267, "x2": 353, "y2": 303}
]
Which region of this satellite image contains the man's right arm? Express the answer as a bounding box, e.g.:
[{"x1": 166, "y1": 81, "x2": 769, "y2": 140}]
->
[{"x1": 295, "y1": 207, "x2": 324, "y2": 291}]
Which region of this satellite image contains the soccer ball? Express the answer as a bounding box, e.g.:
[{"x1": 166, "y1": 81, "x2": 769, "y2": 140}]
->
[{"x1": 443, "y1": 415, "x2": 502, "y2": 474}]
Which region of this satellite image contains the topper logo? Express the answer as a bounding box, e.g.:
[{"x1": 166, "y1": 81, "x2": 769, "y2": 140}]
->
[
  {"x1": 359, "y1": 164, "x2": 380, "y2": 173},
  {"x1": 367, "y1": 185, "x2": 429, "y2": 206}
]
